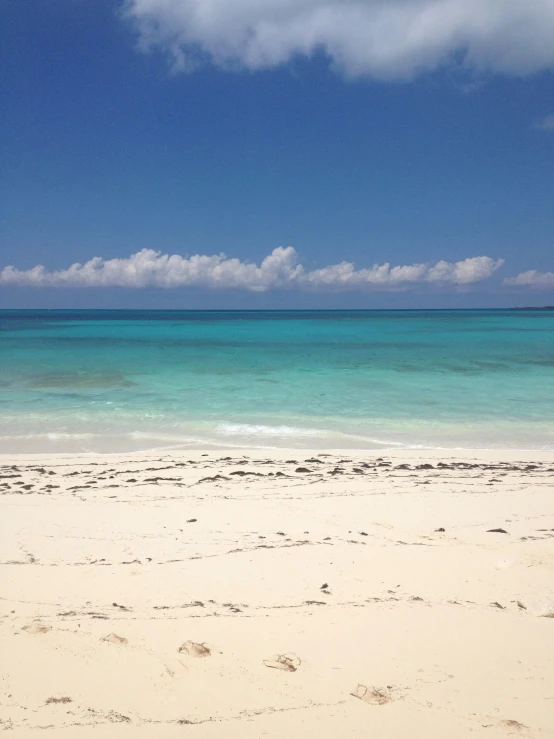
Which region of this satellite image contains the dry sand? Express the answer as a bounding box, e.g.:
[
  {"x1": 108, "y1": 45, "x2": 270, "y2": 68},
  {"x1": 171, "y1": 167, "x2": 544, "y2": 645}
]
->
[{"x1": 1, "y1": 449, "x2": 553, "y2": 738}]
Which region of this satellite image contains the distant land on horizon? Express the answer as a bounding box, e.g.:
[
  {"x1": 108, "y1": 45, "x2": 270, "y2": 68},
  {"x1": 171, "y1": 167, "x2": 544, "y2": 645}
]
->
[{"x1": 2, "y1": 306, "x2": 554, "y2": 314}]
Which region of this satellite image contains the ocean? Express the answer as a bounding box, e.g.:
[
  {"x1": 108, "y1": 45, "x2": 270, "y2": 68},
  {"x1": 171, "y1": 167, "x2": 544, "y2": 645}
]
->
[{"x1": 0, "y1": 309, "x2": 553, "y2": 453}]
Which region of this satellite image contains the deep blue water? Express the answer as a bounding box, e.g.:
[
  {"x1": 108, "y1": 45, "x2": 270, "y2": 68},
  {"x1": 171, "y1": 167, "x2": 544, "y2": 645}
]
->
[{"x1": 0, "y1": 309, "x2": 553, "y2": 452}]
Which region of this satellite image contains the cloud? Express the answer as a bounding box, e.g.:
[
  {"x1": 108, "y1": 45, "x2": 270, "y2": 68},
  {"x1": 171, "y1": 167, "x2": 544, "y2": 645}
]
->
[
  {"x1": 504, "y1": 270, "x2": 554, "y2": 289},
  {"x1": 122, "y1": 0, "x2": 554, "y2": 79},
  {"x1": 0, "y1": 247, "x2": 504, "y2": 292},
  {"x1": 533, "y1": 114, "x2": 554, "y2": 131}
]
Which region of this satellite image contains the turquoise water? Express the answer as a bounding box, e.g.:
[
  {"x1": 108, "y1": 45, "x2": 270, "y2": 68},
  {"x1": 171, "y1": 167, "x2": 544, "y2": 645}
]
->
[{"x1": 0, "y1": 309, "x2": 553, "y2": 452}]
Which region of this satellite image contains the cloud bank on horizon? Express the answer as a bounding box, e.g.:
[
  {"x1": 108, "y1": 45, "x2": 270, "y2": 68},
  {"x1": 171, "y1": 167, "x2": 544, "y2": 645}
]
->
[
  {"x1": 123, "y1": 0, "x2": 554, "y2": 79},
  {"x1": 0, "y1": 247, "x2": 513, "y2": 292},
  {"x1": 504, "y1": 270, "x2": 554, "y2": 289}
]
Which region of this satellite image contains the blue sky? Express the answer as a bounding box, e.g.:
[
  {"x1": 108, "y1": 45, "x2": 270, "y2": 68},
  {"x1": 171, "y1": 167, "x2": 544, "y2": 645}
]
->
[{"x1": 1, "y1": 0, "x2": 553, "y2": 308}]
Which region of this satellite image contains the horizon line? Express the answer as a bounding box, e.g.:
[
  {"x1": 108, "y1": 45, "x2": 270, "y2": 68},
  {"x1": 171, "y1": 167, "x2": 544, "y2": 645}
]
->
[{"x1": 1, "y1": 307, "x2": 553, "y2": 313}]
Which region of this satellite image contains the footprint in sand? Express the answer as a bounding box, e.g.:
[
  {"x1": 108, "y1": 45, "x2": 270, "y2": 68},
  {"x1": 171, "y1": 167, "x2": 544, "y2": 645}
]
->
[
  {"x1": 501, "y1": 719, "x2": 527, "y2": 733},
  {"x1": 350, "y1": 684, "x2": 393, "y2": 705},
  {"x1": 263, "y1": 654, "x2": 301, "y2": 672},
  {"x1": 22, "y1": 622, "x2": 51, "y2": 635},
  {"x1": 101, "y1": 633, "x2": 128, "y2": 645},
  {"x1": 178, "y1": 641, "x2": 212, "y2": 658}
]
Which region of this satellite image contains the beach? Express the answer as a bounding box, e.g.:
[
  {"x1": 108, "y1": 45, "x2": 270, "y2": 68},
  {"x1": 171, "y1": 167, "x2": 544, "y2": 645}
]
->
[
  {"x1": 4, "y1": 0, "x2": 554, "y2": 734},
  {"x1": 1, "y1": 448, "x2": 553, "y2": 738}
]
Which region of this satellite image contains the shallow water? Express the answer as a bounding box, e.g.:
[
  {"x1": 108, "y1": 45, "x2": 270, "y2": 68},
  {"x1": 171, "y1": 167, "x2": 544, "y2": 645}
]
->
[{"x1": 1, "y1": 309, "x2": 553, "y2": 452}]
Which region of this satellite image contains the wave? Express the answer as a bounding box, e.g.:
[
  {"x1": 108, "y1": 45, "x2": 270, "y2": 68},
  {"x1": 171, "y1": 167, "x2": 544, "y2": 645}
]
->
[
  {"x1": 0, "y1": 432, "x2": 95, "y2": 441},
  {"x1": 215, "y1": 422, "x2": 408, "y2": 446},
  {"x1": 216, "y1": 423, "x2": 325, "y2": 437}
]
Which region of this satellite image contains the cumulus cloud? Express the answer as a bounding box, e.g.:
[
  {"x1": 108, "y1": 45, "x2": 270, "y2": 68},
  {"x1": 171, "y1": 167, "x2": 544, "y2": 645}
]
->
[
  {"x1": 122, "y1": 0, "x2": 554, "y2": 79},
  {"x1": 0, "y1": 247, "x2": 504, "y2": 292},
  {"x1": 533, "y1": 114, "x2": 554, "y2": 131},
  {"x1": 504, "y1": 270, "x2": 554, "y2": 289}
]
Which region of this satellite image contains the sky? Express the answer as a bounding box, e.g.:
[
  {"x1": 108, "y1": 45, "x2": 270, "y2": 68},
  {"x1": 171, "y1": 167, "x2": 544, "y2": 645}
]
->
[{"x1": 1, "y1": 0, "x2": 553, "y2": 309}]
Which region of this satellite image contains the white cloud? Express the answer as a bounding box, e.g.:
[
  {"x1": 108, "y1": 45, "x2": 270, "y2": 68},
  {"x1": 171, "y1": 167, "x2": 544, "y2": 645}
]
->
[
  {"x1": 0, "y1": 247, "x2": 504, "y2": 291},
  {"x1": 534, "y1": 114, "x2": 554, "y2": 131},
  {"x1": 122, "y1": 0, "x2": 554, "y2": 79},
  {"x1": 504, "y1": 270, "x2": 554, "y2": 289}
]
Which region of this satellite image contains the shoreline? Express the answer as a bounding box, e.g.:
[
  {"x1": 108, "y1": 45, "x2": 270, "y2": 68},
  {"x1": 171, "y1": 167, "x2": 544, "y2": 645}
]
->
[
  {"x1": 1, "y1": 418, "x2": 554, "y2": 456},
  {"x1": 2, "y1": 446, "x2": 554, "y2": 461},
  {"x1": 1, "y1": 448, "x2": 553, "y2": 737}
]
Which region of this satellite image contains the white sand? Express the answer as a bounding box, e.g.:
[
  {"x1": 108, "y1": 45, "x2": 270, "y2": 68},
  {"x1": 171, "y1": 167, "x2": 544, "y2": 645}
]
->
[{"x1": 1, "y1": 449, "x2": 553, "y2": 738}]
